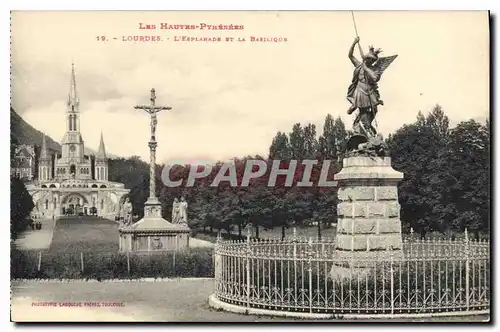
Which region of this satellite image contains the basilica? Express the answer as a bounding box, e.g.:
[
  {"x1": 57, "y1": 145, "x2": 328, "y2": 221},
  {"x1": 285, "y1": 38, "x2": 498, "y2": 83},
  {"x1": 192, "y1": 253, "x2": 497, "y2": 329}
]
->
[{"x1": 25, "y1": 64, "x2": 129, "y2": 220}]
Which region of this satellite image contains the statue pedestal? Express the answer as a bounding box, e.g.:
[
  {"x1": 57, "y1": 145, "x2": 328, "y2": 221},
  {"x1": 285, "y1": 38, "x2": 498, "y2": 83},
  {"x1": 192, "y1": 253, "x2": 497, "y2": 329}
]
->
[
  {"x1": 331, "y1": 157, "x2": 404, "y2": 278},
  {"x1": 118, "y1": 197, "x2": 190, "y2": 253}
]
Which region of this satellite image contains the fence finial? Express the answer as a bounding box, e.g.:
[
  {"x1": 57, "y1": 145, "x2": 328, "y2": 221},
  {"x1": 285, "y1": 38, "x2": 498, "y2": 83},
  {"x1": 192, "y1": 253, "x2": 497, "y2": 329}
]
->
[
  {"x1": 464, "y1": 228, "x2": 469, "y2": 242},
  {"x1": 410, "y1": 227, "x2": 414, "y2": 236}
]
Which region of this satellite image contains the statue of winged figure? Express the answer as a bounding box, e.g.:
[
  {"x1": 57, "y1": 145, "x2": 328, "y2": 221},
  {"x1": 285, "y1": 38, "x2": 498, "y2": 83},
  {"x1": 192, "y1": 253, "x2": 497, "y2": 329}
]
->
[{"x1": 347, "y1": 36, "x2": 397, "y2": 138}]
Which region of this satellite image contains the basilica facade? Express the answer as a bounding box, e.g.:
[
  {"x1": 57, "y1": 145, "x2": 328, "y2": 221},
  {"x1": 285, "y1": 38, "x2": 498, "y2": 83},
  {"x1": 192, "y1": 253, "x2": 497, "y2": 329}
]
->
[{"x1": 25, "y1": 64, "x2": 129, "y2": 220}]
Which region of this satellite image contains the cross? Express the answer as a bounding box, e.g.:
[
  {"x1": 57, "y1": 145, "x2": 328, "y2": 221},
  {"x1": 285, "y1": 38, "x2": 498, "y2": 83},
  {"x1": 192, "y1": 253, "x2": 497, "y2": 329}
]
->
[
  {"x1": 134, "y1": 88, "x2": 172, "y2": 201},
  {"x1": 134, "y1": 88, "x2": 171, "y2": 141}
]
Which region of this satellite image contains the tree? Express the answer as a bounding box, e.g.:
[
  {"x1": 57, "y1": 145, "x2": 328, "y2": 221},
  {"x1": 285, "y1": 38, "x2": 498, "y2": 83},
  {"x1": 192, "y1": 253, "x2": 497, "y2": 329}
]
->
[
  {"x1": 319, "y1": 115, "x2": 348, "y2": 162},
  {"x1": 426, "y1": 104, "x2": 450, "y2": 140},
  {"x1": 11, "y1": 177, "x2": 34, "y2": 240},
  {"x1": 333, "y1": 117, "x2": 349, "y2": 162},
  {"x1": 387, "y1": 105, "x2": 491, "y2": 238},
  {"x1": 269, "y1": 132, "x2": 291, "y2": 160},
  {"x1": 318, "y1": 114, "x2": 336, "y2": 160},
  {"x1": 111, "y1": 103, "x2": 489, "y2": 242},
  {"x1": 387, "y1": 105, "x2": 451, "y2": 238},
  {"x1": 11, "y1": 133, "x2": 19, "y2": 170},
  {"x1": 316, "y1": 115, "x2": 347, "y2": 234},
  {"x1": 303, "y1": 123, "x2": 319, "y2": 159},
  {"x1": 108, "y1": 156, "x2": 150, "y2": 217},
  {"x1": 447, "y1": 120, "x2": 490, "y2": 238},
  {"x1": 289, "y1": 123, "x2": 306, "y2": 160}
]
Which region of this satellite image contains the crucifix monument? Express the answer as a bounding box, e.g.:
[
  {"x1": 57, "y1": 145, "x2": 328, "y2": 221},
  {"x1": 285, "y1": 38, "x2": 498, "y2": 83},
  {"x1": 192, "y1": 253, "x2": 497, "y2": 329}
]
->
[
  {"x1": 118, "y1": 88, "x2": 190, "y2": 252},
  {"x1": 134, "y1": 88, "x2": 171, "y2": 218}
]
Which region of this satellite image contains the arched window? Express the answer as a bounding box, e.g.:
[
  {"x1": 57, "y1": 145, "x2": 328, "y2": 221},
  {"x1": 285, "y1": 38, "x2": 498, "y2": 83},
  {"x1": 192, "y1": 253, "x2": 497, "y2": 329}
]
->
[
  {"x1": 91, "y1": 184, "x2": 98, "y2": 188},
  {"x1": 41, "y1": 185, "x2": 47, "y2": 188},
  {"x1": 100, "y1": 185, "x2": 107, "y2": 188},
  {"x1": 49, "y1": 184, "x2": 56, "y2": 188},
  {"x1": 70, "y1": 164, "x2": 76, "y2": 175}
]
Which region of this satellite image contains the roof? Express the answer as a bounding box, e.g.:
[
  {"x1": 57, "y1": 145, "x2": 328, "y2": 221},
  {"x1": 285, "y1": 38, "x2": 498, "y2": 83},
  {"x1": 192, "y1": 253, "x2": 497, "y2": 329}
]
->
[{"x1": 15, "y1": 145, "x2": 35, "y2": 158}]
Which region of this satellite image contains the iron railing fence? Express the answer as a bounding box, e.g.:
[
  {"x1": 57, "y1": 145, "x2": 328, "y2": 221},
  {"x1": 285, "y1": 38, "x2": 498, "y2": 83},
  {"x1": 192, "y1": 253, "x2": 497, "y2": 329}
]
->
[{"x1": 213, "y1": 229, "x2": 490, "y2": 316}]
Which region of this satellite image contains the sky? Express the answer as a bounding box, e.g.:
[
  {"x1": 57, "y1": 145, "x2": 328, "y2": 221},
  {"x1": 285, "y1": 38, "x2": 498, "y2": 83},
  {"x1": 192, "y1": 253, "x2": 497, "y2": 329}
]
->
[{"x1": 10, "y1": 11, "x2": 489, "y2": 164}]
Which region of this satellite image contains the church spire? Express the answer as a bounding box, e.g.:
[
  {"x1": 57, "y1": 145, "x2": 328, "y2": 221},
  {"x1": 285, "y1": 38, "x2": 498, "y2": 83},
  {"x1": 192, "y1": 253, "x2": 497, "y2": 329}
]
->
[
  {"x1": 40, "y1": 133, "x2": 49, "y2": 160},
  {"x1": 97, "y1": 131, "x2": 107, "y2": 159},
  {"x1": 67, "y1": 62, "x2": 79, "y2": 112}
]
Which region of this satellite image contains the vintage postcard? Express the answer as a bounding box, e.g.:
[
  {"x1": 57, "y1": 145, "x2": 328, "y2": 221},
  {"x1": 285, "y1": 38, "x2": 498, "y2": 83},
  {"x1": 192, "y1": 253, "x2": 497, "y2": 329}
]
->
[{"x1": 10, "y1": 11, "x2": 490, "y2": 322}]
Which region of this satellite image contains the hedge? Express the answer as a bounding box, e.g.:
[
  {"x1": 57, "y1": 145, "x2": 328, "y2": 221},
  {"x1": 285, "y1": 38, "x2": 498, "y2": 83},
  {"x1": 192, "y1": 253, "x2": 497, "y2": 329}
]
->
[{"x1": 11, "y1": 247, "x2": 214, "y2": 280}]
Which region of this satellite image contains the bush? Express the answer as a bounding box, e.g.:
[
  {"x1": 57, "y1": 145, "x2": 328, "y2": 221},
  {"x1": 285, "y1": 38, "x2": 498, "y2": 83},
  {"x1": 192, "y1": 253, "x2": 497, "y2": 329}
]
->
[
  {"x1": 11, "y1": 247, "x2": 214, "y2": 280},
  {"x1": 11, "y1": 177, "x2": 34, "y2": 240}
]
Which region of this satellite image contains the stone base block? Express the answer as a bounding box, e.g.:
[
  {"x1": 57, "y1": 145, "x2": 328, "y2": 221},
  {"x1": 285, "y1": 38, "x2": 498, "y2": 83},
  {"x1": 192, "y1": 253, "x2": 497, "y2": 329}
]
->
[
  {"x1": 118, "y1": 215, "x2": 190, "y2": 252},
  {"x1": 330, "y1": 248, "x2": 403, "y2": 280},
  {"x1": 337, "y1": 201, "x2": 401, "y2": 219},
  {"x1": 143, "y1": 198, "x2": 163, "y2": 218},
  {"x1": 332, "y1": 248, "x2": 403, "y2": 262},
  {"x1": 119, "y1": 232, "x2": 190, "y2": 252},
  {"x1": 337, "y1": 218, "x2": 401, "y2": 235},
  {"x1": 329, "y1": 264, "x2": 372, "y2": 281},
  {"x1": 334, "y1": 156, "x2": 403, "y2": 184},
  {"x1": 329, "y1": 250, "x2": 403, "y2": 281},
  {"x1": 336, "y1": 233, "x2": 402, "y2": 251}
]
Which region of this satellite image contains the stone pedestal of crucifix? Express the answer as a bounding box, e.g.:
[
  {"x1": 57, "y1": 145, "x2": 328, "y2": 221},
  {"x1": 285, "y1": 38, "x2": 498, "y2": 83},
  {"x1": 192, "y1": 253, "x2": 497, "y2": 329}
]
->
[{"x1": 118, "y1": 88, "x2": 190, "y2": 253}]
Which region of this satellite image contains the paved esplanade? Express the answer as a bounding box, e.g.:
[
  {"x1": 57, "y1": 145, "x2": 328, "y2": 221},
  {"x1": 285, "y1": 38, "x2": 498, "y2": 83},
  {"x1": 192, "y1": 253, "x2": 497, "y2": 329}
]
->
[
  {"x1": 15, "y1": 216, "x2": 211, "y2": 253},
  {"x1": 11, "y1": 280, "x2": 488, "y2": 322},
  {"x1": 14, "y1": 218, "x2": 56, "y2": 251}
]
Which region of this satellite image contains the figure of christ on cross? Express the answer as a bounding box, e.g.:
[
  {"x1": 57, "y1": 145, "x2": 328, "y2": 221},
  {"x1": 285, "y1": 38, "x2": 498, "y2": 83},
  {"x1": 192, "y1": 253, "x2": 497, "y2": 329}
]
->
[
  {"x1": 134, "y1": 88, "x2": 172, "y2": 141},
  {"x1": 135, "y1": 88, "x2": 172, "y2": 202}
]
